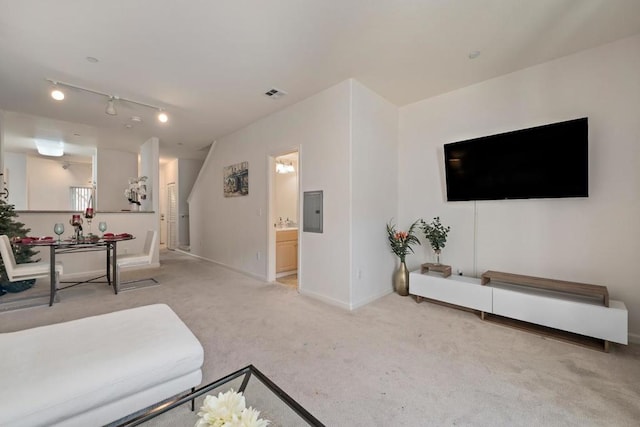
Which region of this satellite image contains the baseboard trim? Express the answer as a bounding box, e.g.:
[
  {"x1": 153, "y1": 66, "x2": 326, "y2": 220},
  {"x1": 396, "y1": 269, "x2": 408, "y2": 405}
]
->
[
  {"x1": 350, "y1": 288, "x2": 393, "y2": 310},
  {"x1": 298, "y1": 288, "x2": 351, "y2": 310},
  {"x1": 628, "y1": 332, "x2": 640, "y2": 344},
  {"x1": 177, "y1": 251, "x2": 267, "y2": 282}
]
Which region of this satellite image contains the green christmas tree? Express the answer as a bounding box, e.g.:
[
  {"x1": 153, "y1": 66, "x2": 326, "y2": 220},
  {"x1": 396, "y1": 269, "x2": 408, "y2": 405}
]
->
[{"x1": 0, "y1": 198, "x2": 38, "y2": 294}]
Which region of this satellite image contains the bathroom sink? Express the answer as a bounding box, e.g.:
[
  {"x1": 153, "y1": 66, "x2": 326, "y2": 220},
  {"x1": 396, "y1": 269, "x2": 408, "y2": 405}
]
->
[{"x1": 277, "y1": 227, "x2": 298, "y2": 231}]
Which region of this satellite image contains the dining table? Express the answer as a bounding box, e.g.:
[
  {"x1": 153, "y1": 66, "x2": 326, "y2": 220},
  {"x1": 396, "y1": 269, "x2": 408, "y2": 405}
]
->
[{"x1": 16, "y1": 234, "x2": 134, "y2": 306}]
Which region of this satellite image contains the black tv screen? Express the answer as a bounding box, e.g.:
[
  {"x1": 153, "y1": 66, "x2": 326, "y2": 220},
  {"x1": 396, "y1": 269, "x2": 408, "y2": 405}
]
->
[{"x1": 444, "y1": 118, "x2": 588, "y2": 201}]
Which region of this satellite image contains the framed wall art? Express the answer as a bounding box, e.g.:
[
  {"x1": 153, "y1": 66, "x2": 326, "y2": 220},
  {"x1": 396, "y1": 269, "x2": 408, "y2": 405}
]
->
[{"x1": 223, "y1": 161, "x2": 249, "y2": 197}]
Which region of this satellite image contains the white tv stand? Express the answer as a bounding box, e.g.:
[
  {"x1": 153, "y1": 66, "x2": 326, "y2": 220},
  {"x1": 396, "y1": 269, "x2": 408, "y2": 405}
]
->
[{"x1": 409, "y1": 269, "x2": 628, "y2": 351}]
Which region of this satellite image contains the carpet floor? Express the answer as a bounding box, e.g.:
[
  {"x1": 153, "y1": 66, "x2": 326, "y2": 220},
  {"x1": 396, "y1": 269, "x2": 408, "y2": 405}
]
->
[{"x1": 1, "y1": 250, "x2": 639, "y2": 426}]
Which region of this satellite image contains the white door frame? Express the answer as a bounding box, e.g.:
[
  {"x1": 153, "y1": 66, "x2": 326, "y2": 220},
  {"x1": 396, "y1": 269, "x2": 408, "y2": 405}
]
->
[
  {"x1": 167, "y1": 182, "x2": 177, "y2": 250},
  {"x1": 267, "y1": 146, "x2": 301, "y2": 284}
]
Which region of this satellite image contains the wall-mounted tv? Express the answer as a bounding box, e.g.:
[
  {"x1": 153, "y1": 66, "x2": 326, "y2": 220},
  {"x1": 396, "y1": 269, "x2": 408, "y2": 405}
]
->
[{"x1": 444, "y1": 117, "x2": 588, "y2": 201}]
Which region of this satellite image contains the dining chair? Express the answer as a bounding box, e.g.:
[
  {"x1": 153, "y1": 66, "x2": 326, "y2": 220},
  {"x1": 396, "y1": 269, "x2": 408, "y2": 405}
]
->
[
  {"x1": 112, "y1": 230, "x2": 158, "y2": 293},
  {"x1": 0, "y1": 235, "x2": 63, "y2": 292}
]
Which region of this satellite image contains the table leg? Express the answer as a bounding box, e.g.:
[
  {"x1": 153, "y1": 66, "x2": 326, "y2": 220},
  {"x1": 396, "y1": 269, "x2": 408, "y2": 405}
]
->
[
  {"x1": 49, "y1": 247, "x2": 56, "y2": 306},
  {"x1": 106, "y1": 243, "x2": 111, "y2": 287},
  {"x1": 112, "y1": 241, "x2": 118, "y2": 294}
]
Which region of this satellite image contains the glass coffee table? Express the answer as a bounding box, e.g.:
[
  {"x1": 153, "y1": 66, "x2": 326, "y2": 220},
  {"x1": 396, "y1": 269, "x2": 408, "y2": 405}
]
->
[{"x1": 115, "y1": 365, "x2": 324, "y2": 426}]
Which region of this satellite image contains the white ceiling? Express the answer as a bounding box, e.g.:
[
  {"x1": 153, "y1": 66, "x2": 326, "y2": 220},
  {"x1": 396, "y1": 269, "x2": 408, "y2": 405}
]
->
[{"x1": 1, "y1": 0, "x2": 640, "y2": 160}]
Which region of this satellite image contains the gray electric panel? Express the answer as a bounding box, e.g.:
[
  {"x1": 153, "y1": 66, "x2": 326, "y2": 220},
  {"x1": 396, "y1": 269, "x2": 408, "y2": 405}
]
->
[{"x1": 303, "y1": 190, "x2": 323, "y2": 233}]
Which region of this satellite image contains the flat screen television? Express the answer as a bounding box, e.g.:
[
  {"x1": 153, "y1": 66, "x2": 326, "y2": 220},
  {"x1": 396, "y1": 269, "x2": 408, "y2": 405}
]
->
[{"x1": 443, "y1": 117, "x2": 588, "y2": 201}]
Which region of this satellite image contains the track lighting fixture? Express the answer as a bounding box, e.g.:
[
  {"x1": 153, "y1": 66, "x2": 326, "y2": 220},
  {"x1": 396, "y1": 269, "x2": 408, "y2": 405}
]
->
[
  {"x1": 105, "y1": 97, "x2": 117, "y2": 116},
  {"x1": 46, "y1": 78, "x2": 169, "y2": 123}
]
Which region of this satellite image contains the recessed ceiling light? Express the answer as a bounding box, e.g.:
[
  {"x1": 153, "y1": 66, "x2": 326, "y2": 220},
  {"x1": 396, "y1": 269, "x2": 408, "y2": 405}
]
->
[
  {"x1": 130, "y1": 116, "x2": 142, "y2": 123},
  {"x1": 468, "y1": 50, "x2": 481, "y2": 59},
  {"x1": 124, "y1": 124, "x2": 133, "y2": 129},
  {"x1": 73, "y1": 133, "x2": 81, "y2": 137},
  {"x1": 157, "y1": 110, "x2": 168, "y2": 123},
  {"x1": 86, "y1": 56, "x2": 99, "y2": 63}
]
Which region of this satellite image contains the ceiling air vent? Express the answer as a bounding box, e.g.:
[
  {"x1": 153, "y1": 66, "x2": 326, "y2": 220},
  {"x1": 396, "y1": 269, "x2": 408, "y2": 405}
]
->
[{"x1": 264, "y1": 88, "x2": 287, "y2": 99}]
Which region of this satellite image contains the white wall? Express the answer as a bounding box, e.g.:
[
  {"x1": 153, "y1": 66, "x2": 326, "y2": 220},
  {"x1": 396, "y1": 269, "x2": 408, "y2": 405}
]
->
[
  {"x1": 96, "y1": 148, "x2": 138, "y2": 211},
  {"x1": 165, "y1": 160, "x2": 178, "y2": 187},
  {"x1": 350, "y1": 80, "x2": 399, "y2": 308},
  {"x1": 28, "y1": 156, "x2": 92, "y2": 210},
  {"x1": 178, "y1": 158, "x2": 203, "y2": 247},
  {"x1": 189, "y1": 79, "x2": 399, "y2": 309},
  {"x1": 4, "y1": 154, "x2": 91, "y2": 210},
  {"x1": 140, "y1": 137, "x2": 160, "y2": 213},
  {"x1": 4, "y1": 152, "x2": 27, "y2": 209},
  {"x1": 190, "y1": 80, "x2": 352, "y2": 307},
  {"x1": 399, "y1": 35, "x2": 640, "y2": 340},
  {"x1": 138, "y1": 137, "x2": 160, "y2": 264}
]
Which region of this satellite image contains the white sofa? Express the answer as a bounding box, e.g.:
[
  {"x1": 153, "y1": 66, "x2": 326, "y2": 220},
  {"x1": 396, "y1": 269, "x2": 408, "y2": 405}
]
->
[{"x1": 0, "y1": 304, "x2": 204, "y2": 426}]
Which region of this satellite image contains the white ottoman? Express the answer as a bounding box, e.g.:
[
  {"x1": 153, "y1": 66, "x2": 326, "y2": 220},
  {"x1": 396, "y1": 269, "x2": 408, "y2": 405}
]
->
[{"x1": 0, "y1": 304, "x2": 204, "y2": 427}]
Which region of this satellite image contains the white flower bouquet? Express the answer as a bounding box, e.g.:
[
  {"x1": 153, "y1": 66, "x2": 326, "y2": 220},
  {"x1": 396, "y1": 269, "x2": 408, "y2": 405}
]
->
[
  {"x1": 124, "y1": 176, "x2": 148, "y2": 205},
  {"x1": 195, "y1": 389, "x2": 270, "y2": 427}
]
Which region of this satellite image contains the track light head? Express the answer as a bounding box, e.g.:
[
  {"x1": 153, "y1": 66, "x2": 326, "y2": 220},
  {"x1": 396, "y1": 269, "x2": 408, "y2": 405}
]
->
[
  {"x1": 50, "y1": 82, "x2": 65, "y2": 101},
  {"x1": 105, "y1": 97, "x2": 117, "y2": 116},
  {"x1": 157, "y1": 110, "x2": 168, "y2": 123},
  {"x1": 51, "y1": 88, "x2": 65, "y2": 101}
]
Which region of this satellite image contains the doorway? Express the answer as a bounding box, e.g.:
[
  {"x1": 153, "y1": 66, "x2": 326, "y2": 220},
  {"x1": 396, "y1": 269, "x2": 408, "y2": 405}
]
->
[
  {"x1": 269, "y1": 150, "x2": 299, "y2": 289},
  {"x1": 167, "y1": 182, "x2": 177, "y2": 250}
]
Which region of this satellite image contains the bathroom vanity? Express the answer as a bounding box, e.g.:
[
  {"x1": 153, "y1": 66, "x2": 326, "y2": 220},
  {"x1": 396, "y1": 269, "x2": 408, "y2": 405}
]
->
[{"x1": 276, "y1": 228, "x2": 298, "y2": 273}]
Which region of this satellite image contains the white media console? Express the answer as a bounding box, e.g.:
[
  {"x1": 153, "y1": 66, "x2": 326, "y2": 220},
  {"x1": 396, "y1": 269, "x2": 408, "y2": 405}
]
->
[{"x1": 409, "y1": 269, "x2": 628, "y2": 350}]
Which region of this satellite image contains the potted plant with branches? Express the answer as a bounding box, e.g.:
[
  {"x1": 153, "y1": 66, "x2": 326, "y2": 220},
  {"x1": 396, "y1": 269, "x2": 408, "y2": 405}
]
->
[
  {"x1": 386, "y1": 219, "x2": 421, "y2": 296},
  {"x1": 420, "y1": 216, "x2": 450, "y2": 265}
]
